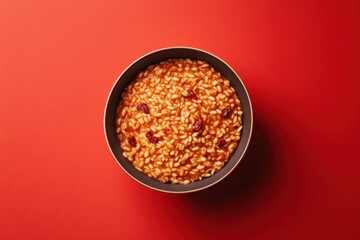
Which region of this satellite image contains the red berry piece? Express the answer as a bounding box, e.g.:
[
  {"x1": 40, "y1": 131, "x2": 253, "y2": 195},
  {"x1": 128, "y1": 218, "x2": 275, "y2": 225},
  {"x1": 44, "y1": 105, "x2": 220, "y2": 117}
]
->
[
  {"x1": 128, "y1": 136, "x2": 137, "y2": 147},
  {"x1": 145, "y1": 131, "x2": 159, "y2": 143},
  {"x1": 222, "y1": 106, "x2": 232, "y2": 118},
  {"x1": 137, "y1": 103, "x2": 150, "y2": 114},
  {"x1": 186, "y1": 90, "x2": 197, "y2": 99},
  {"x1": 193, "y1": 116, "x2": 203, "y2": 132},
  {"x1": 217, "y1": 138, "x2": 226, "y2": 147}
]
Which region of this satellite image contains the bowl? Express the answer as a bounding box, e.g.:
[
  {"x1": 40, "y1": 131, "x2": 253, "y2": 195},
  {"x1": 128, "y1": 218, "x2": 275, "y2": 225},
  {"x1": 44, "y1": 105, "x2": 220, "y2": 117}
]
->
[{"x1": 104, "y1": 47, "x2": 253, "y2": 193}]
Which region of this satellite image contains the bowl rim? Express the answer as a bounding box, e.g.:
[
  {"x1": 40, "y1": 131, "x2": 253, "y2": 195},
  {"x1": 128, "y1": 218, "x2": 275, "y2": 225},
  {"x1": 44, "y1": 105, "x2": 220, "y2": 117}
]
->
[{"x1": 104, "y1": 46, "x2": 253, "y2": 193}]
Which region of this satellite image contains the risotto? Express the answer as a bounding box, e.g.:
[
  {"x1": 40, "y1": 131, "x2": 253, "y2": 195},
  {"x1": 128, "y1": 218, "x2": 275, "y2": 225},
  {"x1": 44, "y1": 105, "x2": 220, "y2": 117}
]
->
[{"x1": 116, "y1": 59, "x2": 242, "y2": 184}]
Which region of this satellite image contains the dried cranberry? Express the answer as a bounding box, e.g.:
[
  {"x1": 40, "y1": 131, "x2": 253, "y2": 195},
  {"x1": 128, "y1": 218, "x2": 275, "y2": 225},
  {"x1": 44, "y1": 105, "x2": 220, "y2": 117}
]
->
[
  {"x1": 128, "y1": 136, "x2": 137, "y2": 147},
  {"x1": 137, "y1": 103, "x2": 150, "y2": 114},
  {"x1": 222, "y1": 106, "x2": 232, "y2": 118},
  {"x1": 217, "y1": 138, "x2": 226, "y2": 147},
  {"x1": 186, "y1": 90, "x2": 197, "y2": 99},
  {"x1": 193, "y1": 116, "x2": 203, "y2": 132},
  {"x1": 145, "y1": 131, "x2": 152, "y2": 139},
  {"x1": 145, "y1": 131, "x2": 159, "y2": 143}
]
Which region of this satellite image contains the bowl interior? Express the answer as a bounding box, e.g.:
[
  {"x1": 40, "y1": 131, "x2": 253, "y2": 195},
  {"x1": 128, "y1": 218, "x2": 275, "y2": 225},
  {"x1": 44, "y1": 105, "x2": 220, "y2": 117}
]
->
[{"x1": 104, "y1": 47, "x2": 252, "y2": 193}]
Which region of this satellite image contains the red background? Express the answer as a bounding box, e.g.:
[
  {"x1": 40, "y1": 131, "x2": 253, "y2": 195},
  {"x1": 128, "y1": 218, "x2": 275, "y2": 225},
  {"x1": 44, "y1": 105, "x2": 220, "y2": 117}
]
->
[{"x1": 1, "y1": 0, "x2": 359, "y2": 239}]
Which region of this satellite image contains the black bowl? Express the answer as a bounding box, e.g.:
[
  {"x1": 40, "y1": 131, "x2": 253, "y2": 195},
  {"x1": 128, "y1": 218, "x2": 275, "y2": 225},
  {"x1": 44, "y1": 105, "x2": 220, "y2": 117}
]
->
[{"x1": 104, "y1": 47, "x2": 253, "y2": 193}]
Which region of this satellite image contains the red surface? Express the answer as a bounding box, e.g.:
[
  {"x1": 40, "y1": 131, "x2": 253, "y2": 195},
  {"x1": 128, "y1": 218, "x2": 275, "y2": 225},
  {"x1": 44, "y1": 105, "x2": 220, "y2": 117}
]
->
[{"x1": 1, "y1": 0, "x2": 359, "y2": 239}]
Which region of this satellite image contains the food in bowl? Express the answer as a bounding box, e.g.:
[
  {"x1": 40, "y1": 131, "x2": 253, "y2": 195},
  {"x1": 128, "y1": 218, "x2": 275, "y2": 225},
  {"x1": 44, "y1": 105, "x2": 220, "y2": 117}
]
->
[{"x1": 116, "y1": 58, "x2": 243, "y2": 184}]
